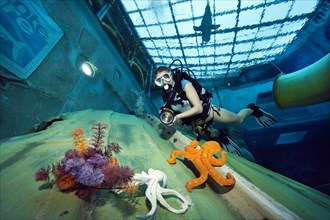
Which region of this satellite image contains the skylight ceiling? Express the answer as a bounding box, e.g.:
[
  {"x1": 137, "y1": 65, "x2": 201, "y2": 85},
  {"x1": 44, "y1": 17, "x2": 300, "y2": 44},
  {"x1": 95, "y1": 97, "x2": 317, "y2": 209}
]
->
[{"x1": 121, "y1": 0, "x2": 319, "y2": 79}]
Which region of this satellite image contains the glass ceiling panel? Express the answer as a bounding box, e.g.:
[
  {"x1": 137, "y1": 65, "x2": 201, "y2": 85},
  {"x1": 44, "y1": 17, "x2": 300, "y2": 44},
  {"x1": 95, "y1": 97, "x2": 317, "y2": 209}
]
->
[
  {"x1": 216, "y1": 56, "x2": 231, "y2": 64},
  {"x1": 143, "y1": 40, "x2": 155, "y2": 48},
  {"x1": 204, "y1": 56, "x2": 217, "y2": 64},
  {"x1": 238, "y1": 8, "x2": 264, "y2": 27},
  {"x1": 186, "y1": 57, "x2": 202, "y2": 65},
  {"x1": 232, "y1": 54, "x2": 249, "y2": 62},
  {"x1": 135, "y1": 27, "x2": 149, "y2": 38},
  {"x1": 157, "y1": 23, "x2": 176, "y2": 37},
  {"x1": 181, "y1": 37, "x2": 199, "y2": 46},
  {"x1": 146, "y1": 25, "x2": 162, "y2": 36},
  {"x1": 274, "y1": 33, "x2": 297, "y2": 46},
  {"x1": 290, "y1": 0, "x2": 319, "y2": 15},
  {"x1": 253, "y1": 39, "x2": 275, "y2": 50},
  {"x1": 236, "y1": 29, "x2": 258, "y2": 40},
  {"x1": 129, "y1": 12, "x2": 143, "y2": 25},
  {"x1": 217, "y1": 1, "x2": 238, "y2": 13},
  {"x1": 268, "y1": 48, "x2": 284, "y2": 56},
  {"x1": 263, "y1": 2, "x2": 293, "y2": 22},
  {"x1": 217, "y1": 32, "x2": 236, "y2": 44},
  {"x1": 148, "y1": 50, "x2": 161, "y2": 57},
  {"x1": 218, "y1": 13, "x2": 237, "y2": 29},
  {"x1": 173, "y1": 3, "x2": 192, "y2": 20},
  {"x1": 192, "y1": 1, "x2": 212, "y2": 16},
  {"x1": 165, "y1": 38, "x2": 180, "y2": 47},
  {"x1": 177, "y1": 21, "x2": 193, "y2": 35},
  {"x1": 122, "y1": 1, "x2": 137, "y2": 11},
  {"x1": 121, "y1": 0, "x2": 320, "y2": 79},
  {"x1": 141, "y1": 10, "x2": 157, "y2": 25},
  {"x1": 256, "y1": 25, "x2": 282, "y2": 38},
  {"x1": 153, "y1": 57, "x2": 163, "y2": 64},
  {"x1": 170, "y1": 49, "x2": 183, "y2": 57},
  {"x1": 280, "y1": 19, "x2": 307, "y2": 33},
  {"x1": 185, "y1": 48, "x2": 200, "y2": 57},
  {"x1": 163, "y1": 57, "x2": 175, "y2": 64},
  {"x1": 234, "y1": 42, "x2": 254, "y2": 52}
]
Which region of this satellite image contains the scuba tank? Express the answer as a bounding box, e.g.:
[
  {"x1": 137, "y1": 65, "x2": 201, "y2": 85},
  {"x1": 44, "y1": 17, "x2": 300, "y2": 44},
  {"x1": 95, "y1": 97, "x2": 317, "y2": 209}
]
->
[{"x1": 159, "y1": 60, "x2": 212, "y2": 125}]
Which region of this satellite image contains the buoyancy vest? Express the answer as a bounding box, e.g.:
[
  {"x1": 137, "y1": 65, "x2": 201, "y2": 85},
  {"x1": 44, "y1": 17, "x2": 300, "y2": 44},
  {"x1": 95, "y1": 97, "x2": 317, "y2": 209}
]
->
[{"x1": 161, "y1": 70, "x2": 212, "y2": 124}]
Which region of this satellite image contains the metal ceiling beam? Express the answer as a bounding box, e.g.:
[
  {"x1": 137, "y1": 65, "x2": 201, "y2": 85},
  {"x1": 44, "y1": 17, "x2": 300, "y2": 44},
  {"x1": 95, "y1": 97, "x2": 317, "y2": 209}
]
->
[
  {"x1": 168, "y1": 0, "x2": 187, "y2": 66},
  {"x1": 266, "y1": 0, "x2": 296, "y2": 59},
  {"x1": 146, "y1": 30, "x2": 295, "y2": 52},
  {"x1": 140, "y1": 13, "x2": 312, "y2": 41},
  {"x1": 189, "y1": 0, "x2": 202, "y2": 73},
  {"x1": 247, "y1": 0, "x2": 267, "y2": 61},
  {"x1": 131, "y1": 0, "x2": 289, "y2": 26},
  {"x1": 131, "y1": 0, "x2": 162, "y2": 62},
  {"x1": 226, "y1": 0, "x2": 241, "y2": 75}
]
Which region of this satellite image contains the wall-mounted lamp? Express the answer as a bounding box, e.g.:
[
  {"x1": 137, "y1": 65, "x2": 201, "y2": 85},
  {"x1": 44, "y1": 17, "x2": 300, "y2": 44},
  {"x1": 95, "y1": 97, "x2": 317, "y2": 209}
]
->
[{"x1": 80, "y1": 61, "x2": 97, "y2": 77}]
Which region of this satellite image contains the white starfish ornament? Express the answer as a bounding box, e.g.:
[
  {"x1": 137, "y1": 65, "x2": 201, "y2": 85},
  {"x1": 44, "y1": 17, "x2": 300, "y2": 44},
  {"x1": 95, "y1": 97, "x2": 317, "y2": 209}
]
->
[{"x1": 133, "y1": 168, "x2": 191, "y2": 219}]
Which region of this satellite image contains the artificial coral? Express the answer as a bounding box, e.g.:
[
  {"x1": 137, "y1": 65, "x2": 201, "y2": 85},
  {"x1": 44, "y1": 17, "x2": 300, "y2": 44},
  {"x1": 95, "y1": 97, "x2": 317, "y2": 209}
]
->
[
  {"x1": 34, "y1": 122, "x2": 136, "y2": 200},
  {"x1": 133, "y1": 168, "x2": 191, "y2": 218},
  {"x1": 168, "y1": 140, "x2": 235, "y2": 192}
]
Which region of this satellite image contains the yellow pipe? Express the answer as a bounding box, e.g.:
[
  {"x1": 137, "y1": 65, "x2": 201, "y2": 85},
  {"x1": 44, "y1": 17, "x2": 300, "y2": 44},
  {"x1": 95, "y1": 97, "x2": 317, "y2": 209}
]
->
[{"x1": 273, "y1": 53, "x2": 330, "y2": 109}]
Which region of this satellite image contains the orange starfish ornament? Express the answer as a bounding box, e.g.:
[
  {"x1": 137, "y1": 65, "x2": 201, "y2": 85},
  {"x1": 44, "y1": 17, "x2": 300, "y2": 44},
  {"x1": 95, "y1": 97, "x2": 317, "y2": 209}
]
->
[{"x1": 168, "y1": 140, "x2": 235, "y2": 192}]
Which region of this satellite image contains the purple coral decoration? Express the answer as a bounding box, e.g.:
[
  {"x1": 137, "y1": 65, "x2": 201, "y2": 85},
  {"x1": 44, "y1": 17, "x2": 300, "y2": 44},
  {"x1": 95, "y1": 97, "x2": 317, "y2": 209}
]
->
[
  {"x1": 76, "y1": 164, "x2": 104, "y2": 186},
  {"x1": 64, "y1": 157, "x2": 86, "y2": 177},
  {"x1": 62, "y1": 149, "x2": 81, "y2": 163},
  {"x1": 34, "y1": 122, "x2": 136, "y2": 201},
  {"x1": 102, "y1": 165, "x2": 134, "y2": 188},
  {"x1": 35, "y1": 168, "x2": 50, "y2": 181},
  {"x1": 75, "y1": 187, "x2": 91, "y2": 199},
  {"x1": 84, "y1": 147, "x2": 97, "y2": 159},
  {"x1": 87, "y1": 153, "x2": 108, "y2": 168},
  {"x1": 117, "y1": 166, "x2": 135, "y2": 184}
]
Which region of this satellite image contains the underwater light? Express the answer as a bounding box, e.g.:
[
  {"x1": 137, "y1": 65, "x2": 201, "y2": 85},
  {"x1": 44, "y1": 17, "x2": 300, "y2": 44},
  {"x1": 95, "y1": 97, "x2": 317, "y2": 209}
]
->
[
  {"x1": 80, "y1": 61, "x2": 96, "y2": 77},
  {"x1": 159, "y1": 107, "x2": 175, "y2": 125}
]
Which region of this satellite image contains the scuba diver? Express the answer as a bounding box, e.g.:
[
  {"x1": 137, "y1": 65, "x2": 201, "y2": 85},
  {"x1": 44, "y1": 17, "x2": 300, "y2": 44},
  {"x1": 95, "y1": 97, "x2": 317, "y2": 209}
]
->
[{"x1": 154, "y1": 60, "x2": 277, "y2": 155}]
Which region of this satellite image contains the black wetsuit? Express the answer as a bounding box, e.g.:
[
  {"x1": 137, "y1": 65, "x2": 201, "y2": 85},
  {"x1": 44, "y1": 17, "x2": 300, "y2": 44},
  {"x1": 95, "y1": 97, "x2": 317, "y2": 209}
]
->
[{"x1": 161, "y1": 70, "x2": 212, "y2": 125}]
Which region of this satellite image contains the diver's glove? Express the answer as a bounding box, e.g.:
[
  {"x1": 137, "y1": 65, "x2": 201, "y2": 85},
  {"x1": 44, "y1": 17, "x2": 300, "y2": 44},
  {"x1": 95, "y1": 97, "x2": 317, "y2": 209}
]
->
[
  {"x1": 218, "y1": 130, "x2": 244, "y2": 157},
  {"x1": 247, "y1": 103, "x2": 277, "y2": 127}
]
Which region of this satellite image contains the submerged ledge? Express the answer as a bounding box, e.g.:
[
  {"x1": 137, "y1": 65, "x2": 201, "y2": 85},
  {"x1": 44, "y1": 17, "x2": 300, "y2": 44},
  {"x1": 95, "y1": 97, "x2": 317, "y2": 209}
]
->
[{"x1": 0, "y1": 109, "x2": 329, "y2": 219}]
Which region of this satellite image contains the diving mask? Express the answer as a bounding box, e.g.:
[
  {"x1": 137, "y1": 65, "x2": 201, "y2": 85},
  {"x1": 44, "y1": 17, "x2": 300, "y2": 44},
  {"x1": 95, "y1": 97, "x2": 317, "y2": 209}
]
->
[{"x1": 155, "y1": 72, "x2": 172, "y2": 87}]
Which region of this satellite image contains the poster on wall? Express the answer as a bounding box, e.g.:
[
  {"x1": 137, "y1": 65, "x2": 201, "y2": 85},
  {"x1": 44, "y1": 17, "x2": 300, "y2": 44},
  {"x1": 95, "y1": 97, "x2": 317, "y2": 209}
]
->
[{"x1": 0, "y1": 0, "x2": 63, "y2": 79}]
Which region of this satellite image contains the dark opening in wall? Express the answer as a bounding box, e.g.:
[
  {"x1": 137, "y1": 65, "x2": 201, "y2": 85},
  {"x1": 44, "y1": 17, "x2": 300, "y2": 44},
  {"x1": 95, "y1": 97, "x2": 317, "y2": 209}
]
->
[{"x1": 34, "y1": 117, "x2": 64, "y2": 132}]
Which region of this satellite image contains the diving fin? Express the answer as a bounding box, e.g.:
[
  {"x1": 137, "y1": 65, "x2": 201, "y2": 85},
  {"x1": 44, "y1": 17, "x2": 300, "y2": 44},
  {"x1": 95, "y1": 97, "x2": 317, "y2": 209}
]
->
[
  {"x1": 247, "y1": 103, "x2": 277, "y2": 127},
  {"x1": 193, "y1": 26, "x2": 202, "y2": 31},
  {"x1": 211, "y1": 24, "x2": 220, "y2": 29},
  {"x1": 218, "y1": 130, "x2": 244, "y2": 157}
]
